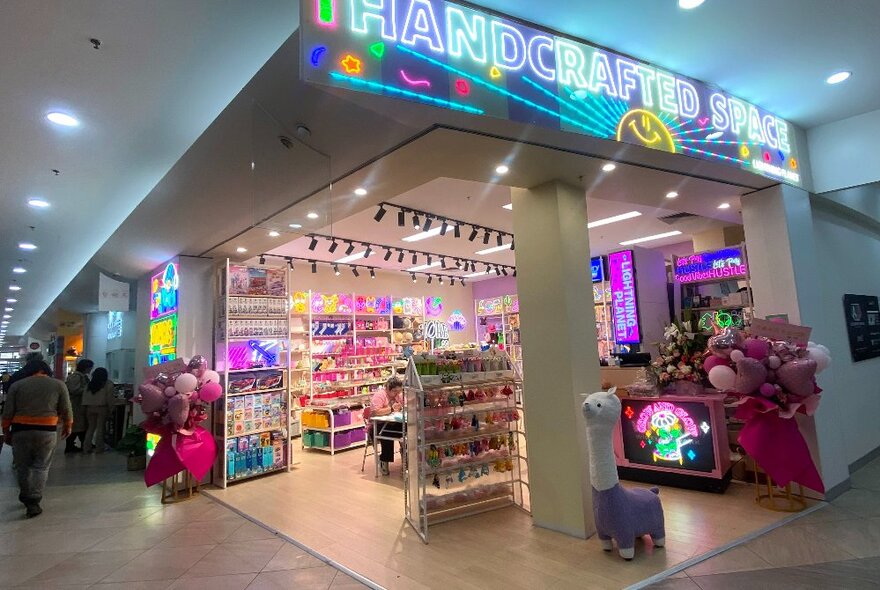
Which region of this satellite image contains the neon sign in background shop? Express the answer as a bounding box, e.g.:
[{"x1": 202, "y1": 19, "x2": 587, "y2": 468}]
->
[
  {"x1": 303, "y1": 0, "x2": 801, "y2": 186},
  {"x1": 621, "y1": 399, "x2": 716, "y2": 473},
  {"x1": 674, "y1": 247, "x2": 748, "y2": 284},
  {"x1": 608, "y1": 250, "x2": 640, "y2": 345},
  {"x1": 149, "y1": 263, "x2": 179, "y2": 366},
  {"x1": 149, "y1": 314, "x2": 178, "y2": 366}
]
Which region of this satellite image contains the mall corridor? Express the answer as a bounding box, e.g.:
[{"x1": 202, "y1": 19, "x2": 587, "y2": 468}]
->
[{"x1": 0, "y1": 451, "x2": 366, "y2": 589}]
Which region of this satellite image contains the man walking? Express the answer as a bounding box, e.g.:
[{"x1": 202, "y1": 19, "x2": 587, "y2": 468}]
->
[{"x1": 1, "y1": 360, "x2": 72, "y2": 518}]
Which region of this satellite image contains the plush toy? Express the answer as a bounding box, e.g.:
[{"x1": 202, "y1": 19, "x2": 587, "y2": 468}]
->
[{"x1": 582, "y1": 387, "x2": 665, "y2": 560}]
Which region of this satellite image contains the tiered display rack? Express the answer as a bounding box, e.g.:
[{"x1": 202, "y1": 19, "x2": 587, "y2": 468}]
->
[
  {"x1": 404, "y1": 349, "x2": 527, "y2": 543},
  {"x1": 475, "y1": 295, "x2": 522, "y2": 374},
  {"x1": 214, "y1": 261, "x2": 292, "y2": 487},
  {"x1": 293, "y1": 291, "x2": 400, "y2": 454},
  {"x1": 392, "y1": 296, "x2": 426, "y2": 353}
]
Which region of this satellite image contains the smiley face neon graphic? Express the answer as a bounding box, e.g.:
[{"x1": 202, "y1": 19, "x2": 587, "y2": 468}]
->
[{"x1": 616, "y1": 109, "x2": 676, "y2": 154}]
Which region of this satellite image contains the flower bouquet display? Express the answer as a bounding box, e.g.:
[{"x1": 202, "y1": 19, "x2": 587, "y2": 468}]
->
[
  {"x1": 651, "y1": 320, "x2": 709, "y2": 395},
  {"x1": 703, "y1": 327, "x2": 831, "y2": 493},
  {"x1": 134, "y1": 355, "x2": 223, "y2": 487}
]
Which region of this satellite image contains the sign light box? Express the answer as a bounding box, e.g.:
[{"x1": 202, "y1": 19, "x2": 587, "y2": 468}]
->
[
  {"x1": 149, "y1": 262, "x2": 179, "y2": 366},
  {"x1": 608, "y1": 250, "x2": 640, "y2": 344},
  {"x1": 302, "y1": 0, "x2": 801, "y2": 186},
  {"x1": 107, "y1": 311, "x2": 124, "y2": 341},
  {"x1": 674, "y1": 247, "x2": 748, "y2": 284},
  {"x1": 590, "y1": 256, "x2": 604, "y2": 283}
]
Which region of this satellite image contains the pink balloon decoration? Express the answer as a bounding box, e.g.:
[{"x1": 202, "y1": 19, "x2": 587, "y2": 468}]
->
[
  {"x1": 708, "y1": 365, "x2": 737, "y2": 391},
  {"x1": 174, "y1": 372, "x2": 199, "y2": 394},
  {"x1": 167, "y1": 394, "x2": 190, "y2": 427},
  {"x1": 729, "y1": 349, "x2": 745, "y2": 363},
  {"x1": 759, "y1": 383, "x2": 776, "y2": 397},
  {"x1": 200, "y1": 370, "x2": 221, "y2": 385},
  {"x1": 767, "y1": 355, "x2": 782, "y2": 370},
  {"x1": 138, "y1": 383, "x2": 166, "y2": 413},
  {"x1": 703, "y1": 355, "x2": 730, "y2": 373},
  {"x1": 198, "y1": 381, "x2": 223, "y2": 403},
  {"x1": 744, "y1": 337, "x2": 770, "y2": 361},
  {"x1": 776, "y1": 358, "x2": 818, "y2": 397},
  {"x1": 734, "y1": 358, "x2": 768, "y2": 395},
  {"x1": 164, "y1": 386, "x2": 177, "y2": 398}
]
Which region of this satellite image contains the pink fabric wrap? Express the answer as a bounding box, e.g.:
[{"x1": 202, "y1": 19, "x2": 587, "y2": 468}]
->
[{"x1": 142, "y1": 422, "x2": 217, "y2": 487}]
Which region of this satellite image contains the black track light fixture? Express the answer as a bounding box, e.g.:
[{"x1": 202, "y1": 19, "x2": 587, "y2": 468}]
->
[
  {"x1": 398, "y1": 250, "x2": 405, "y2": 263},
  {"x1": 287, "y1": 257, "x2": 294, "y2": 271},
  {"x1": 468, "y1": 227, "x2": 478, "y2": 241},
  {"x1": 483, "y1": 229, "x2": 491, "y2": 245},
  {"x1": 423, "y1": 216, "x2": 433, "y2": 232},
  {"x1": 427, "y1": 255, "x2": 432, "y2": 265},
  {"x1": 345, "y1": 242, "x2": 355, "y2": 256},
  {"x1": 440, "y1": 220, "x2": 449, "y2": 235},
  {"x1": 441, "y1": 257, "x2": 447, "y2": 269},
  {"x1": 374, "y1": 205, "x2": 387, "y2": 222},
  {"x1": 454, "y1": 224, "x2": 461, "y2": 238},
  {"x1": 259, "y1": 255, "x2": 266, "y2": 265},
  {"x1": 438, "y1": 276, "x2": 444, "y2": 285},
  {"x1": 412, "y1": 252, "x2": 418, "y2": 265},
  {"x1": 397, "y1": 209, "x2": 406, "y2": 227},
  {"x1": 427, "y1": 275, "x2": 433, "y2": 284},
  {"x1": 495, "y1": 266, "x2": 501, "y2": 276},
  {"x1": 513, "y1": 269, "x2": 517, "y2": 277},
  {"x1": 461, "y1": 278, "x2": 466, "y2": 286},
  {"x1": 352, "y1": 267, "x2": 360, "y2": 278},
  {"x1": 334, "y1": 264, "x2": 341, "y2": 276},
  {"x1": 501, "y1": 267, "x2": 508, "y2": 276},
  {"x1": 384, "y1": 248, "x2": 392, "y2": 261},
  {"x1": 412, "y1": 213, "x2": 421, "y2": 230},
  {"x1": 450, "y1": 277, "x2": 456, "y2": 286},
  {"x1": 496, "y1": 233, "x2": 503, "y2": 247},
  {"x1": 370, "y1": 268, "x2": 376, "y2": 279},
  {"x1": 308, "y1": 237, "x2": 319, "y2": 251},
  {"x1": 411, "y1": 273, "x2": 417, "y2": 283},
  {"x1": 311, "y1": 260, "x2": 317, "y2": 273},
  {"x1": 510, "y1": 239, "x2": 515, "y2": 251},
  {"x1": 364, "y1": 245, "x2": 373, "y2": 258},
  {"x1": 328, "y1": 240, "x2": 339, "y2": 254}
]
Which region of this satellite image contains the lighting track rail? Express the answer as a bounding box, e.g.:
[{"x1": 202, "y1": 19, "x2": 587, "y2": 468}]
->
[{"x1": 374, "y1": 202, "x2": 515, "y2": 249}]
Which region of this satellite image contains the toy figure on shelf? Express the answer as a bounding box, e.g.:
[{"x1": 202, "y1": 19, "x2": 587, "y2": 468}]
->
[
  {"x1": 583, "y1": 387, "x2": 665, "y2": 561},
  {"x1": 445, "y1": 473, "x2": 454, "y2": 488}
]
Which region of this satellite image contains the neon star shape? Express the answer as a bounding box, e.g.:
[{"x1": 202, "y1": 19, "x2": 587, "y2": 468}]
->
[
  {"x1": 624, "y1": 406, "x2": 634, "y2": 420},
  {"x1": 700, "y1": 421, "x2": 710, "y2": 434},
  {"x1": 686, "y1": 449, "x2": 696, "y2": 461},
  {"x1": 340, "y1": 54, "x2": 362, "y2": 74}
]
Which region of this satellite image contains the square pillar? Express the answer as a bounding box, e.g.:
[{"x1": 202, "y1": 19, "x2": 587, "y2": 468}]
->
[{"x1": 511, "y1": 180, "x2": 599, "y2": 538}]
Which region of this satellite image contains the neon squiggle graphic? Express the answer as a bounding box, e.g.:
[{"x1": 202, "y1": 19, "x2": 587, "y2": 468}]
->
[
  {"x1": 329, "y1": 72, "x2": 484, "y2": 115},
  {"x1": 248, "y1": 340, "x2": 277, "y2": 366},
  {"x1": 399, "y1": 70, "x2": 431, "y2": 88}
]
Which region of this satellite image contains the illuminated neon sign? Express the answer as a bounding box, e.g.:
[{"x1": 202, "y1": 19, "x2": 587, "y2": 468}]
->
[
  {"x1": 591, "y1": 256, "x2": 604, "y2": 283},
  {"x1": 148, "y1": 313, "x2": 178, "y2": 366},
  {"x1": 302, "y1": 0, "x2": 801, "y2": 186},
  {"x1": 609, "y1": 250, "x2": 640, "y2": 344},
  {"x1": 635, "y1": 401, "x2": 700, "y2": 465},
  {"x1": 674, "y1": 247, "x2": 748, "y2": 284},
  {"x1": 447, "y1": 310, "x2": 467, "y2": 331},
  {"x1": 150, "y1": 263, "x2": 179, "y2": 320},
  {"x1": 476, "y1": 297, "x2": 502, "y2": 316}
]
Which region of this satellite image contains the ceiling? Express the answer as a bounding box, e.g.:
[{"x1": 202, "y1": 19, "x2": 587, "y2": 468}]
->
[
  {"x1": 479, "y1": 0, "x2": 880, "y2": 128},
  {"x1": 0, "y1": 0, "x2": 297, "y2": 337},
  {"x1": 5, "y1": 0, "x2": 877, "y2": 338}
]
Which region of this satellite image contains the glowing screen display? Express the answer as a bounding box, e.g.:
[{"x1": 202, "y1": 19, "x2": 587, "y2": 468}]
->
[
  {"x1": 608, "y1": 250, "x2": 640, "y2": 344},
  {"x1": 621, "y1": 399, "x2": 716, "y2": 473},
  {"x1": 674, "y1": 247, "x2": 748, "y2": 284},
  {"x1": 302, "y1": 0, "x2": 801, "y2": 186}
]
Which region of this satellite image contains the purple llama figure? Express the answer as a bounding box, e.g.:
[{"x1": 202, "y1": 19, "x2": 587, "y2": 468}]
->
[{"x1": 582, "y1": 388, "x2": 665, "y2": 560}]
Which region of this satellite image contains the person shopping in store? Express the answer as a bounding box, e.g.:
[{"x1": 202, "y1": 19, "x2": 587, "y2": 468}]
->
[
  {"x1": 64, "y1": 359, "x2": 93, "y2": 453},
  {"x1": 370, "y1": 376, "x2": 404, "y2": 476},
  {"x1": 81, "y1": 367, "x2": 115, "y2": 454}
]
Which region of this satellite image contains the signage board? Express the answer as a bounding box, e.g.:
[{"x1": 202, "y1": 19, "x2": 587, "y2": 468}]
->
[
  {"x1": 842, "y1": 294, "x2": 880, "y2": 362},
  {"x1": 107, "y1": 311, "x2": 124, "y2": 341},
  {"x1": 749, "y1": 317, "x2": 812, "y2": 346},
  {"x1": 424, "y1": 319, "x2": 450, "y2": 347},
  {"x1": 591, "y1": 256, "x2": 604, "y2": 283},
  {"x1": 148, "y1": 313, "x2": 178, "y2": 367},
  {"x1": 674, "y1": 247, "x2": 748, "y2": 284},
  {"x1": 476, "y1": 296, "x2": 502, "y2": 316},
  {"x1": 608, "y1": 250, "x2": 640, "y2": 344},
  {"x1": 150, "y1": 263, "x2": 179, "y2": 320},
  {"x1": 302, "y1": 0, "x2": 801, "y2": 186}
]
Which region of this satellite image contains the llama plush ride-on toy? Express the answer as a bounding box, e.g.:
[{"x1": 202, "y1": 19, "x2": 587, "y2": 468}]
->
[{"x1": 582, "y1": 387, "x2": 665, "y2": 560}]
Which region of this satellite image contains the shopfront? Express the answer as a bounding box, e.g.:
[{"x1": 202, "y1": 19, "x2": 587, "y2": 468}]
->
[{"x1": 134, "y1": 0, "x2": 844, "y2": 586}]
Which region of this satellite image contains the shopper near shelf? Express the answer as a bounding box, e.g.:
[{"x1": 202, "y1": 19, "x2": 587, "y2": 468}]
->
[
  {"x1": 1, "y1": 360, "x2": 73, "y2": 518},
  {"x1": 81, "y1": 368, "x2": 115, "y2": 454},
  {"x1": 64, "y1": 359, "x2": 93, "y2": 453},
  {"x1": 371, "y1": 376, "x2": 404, "y2": 476}
]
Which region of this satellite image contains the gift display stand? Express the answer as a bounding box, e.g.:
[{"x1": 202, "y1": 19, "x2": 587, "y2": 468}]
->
[
  {"x1": 404, "y1": 350, "x2": 527, "y2": 543},
  {"x1": 160, "y1": 470, "x2": 199, "y2": 504},
  {"x1": 214, "y1": 261, "x2": 292, "y2": 487}
]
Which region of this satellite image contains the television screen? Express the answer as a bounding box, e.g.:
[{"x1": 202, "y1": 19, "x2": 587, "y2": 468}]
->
[
  {"x1": 620, "y1": 398, "x2": 717, "y2": 473},
  {"x1": 590, "y1": 256, "x2": 604, "y2": 283}
]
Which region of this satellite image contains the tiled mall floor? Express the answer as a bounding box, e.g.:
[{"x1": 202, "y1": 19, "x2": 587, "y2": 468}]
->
[
  {"x1": 647, "y1": 456, "x2": 880, "y2": 590},
  {"x1": 0, "y1": 447, "x2": 366, "y2": 589}
]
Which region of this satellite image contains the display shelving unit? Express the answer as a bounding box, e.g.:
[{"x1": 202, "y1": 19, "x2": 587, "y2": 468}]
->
[
  {"x1": 392, "y1": 296, "x2": 426, "y2": 354},
  {"x1": 293, "y1": 291, "x2": 399, "y2": 454},
  {"x1": 674, "y1": 244, "x2": 753, "y2": 332},
  {"x1": 214, "y1": 261, "x2": 292, "y2": 487},
  {"x1": 404, "y1": 350, "x2": 527, "y2": 543}
]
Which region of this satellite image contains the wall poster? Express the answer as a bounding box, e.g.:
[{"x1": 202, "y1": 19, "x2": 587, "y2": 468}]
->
[{"x1": 843, "y1": 294, "x2": 880, "y2": 362}]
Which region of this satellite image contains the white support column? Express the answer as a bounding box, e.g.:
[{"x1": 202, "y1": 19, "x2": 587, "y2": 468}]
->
[
  {"x1": 742, "y1": 185, "x2": 849, "y2": 493},
  {"x1": 511, "y1": 180, "x2": 599, "y2": 538}
]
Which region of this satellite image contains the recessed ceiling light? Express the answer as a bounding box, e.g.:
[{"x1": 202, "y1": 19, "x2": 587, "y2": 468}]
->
[
  {"x1": 8, "y1": 286, "x2": 21, "y2": 291},
  {"x1": 6, "y1": 298, "x2": 16, "y2": 303},
  {"x1": 475, "y1": 243, "x2": 512, "y2": 255},
  {"x1": 27, "y1": 198, "x2": 50, "y2": 208},
  {"x1": 46, "y1": 112, "x2": 80, "y2": 127},
  {"x1": 666, "y1": 191, "x2": 679, "y2": 199},
  {"x1": 825, "y1": 71, "x2": 852, "y2": 85},
  {"x1": 495, "y1": 165, "x2": 509, "y2": 175},
  {"x1": 602, "y1": 163, "x2": 616, "y2": 172},
  {"x1": 619, "y1": 230, "x2": 683, "y2": 246},
  {"x1": 2, "y1": 315, "x2": 9, "y2": 319},
  {"x1": 18, "y1": 242, "x2": 36, "y2": 250},
  {"x1": 354, "y1": 188, "x2": 368, "y2": 196},
  {"x1": 268, "y1": 230, "x2": 280, "y2": 237},
  {"x1": 718, "y1": 203, "x2": 731, "y2": 209},
  {"x1": 407, "y1": 262, "x2": 442, "y2": 272},
  {"x1": 402, "y1": 226, "x2": 454, "y2": 242},
  {"x1": 678, "y1": 0, "x2": 705, "y2": 8},
  {"x1": 236, "y1": 247, "x2": 248, "y2": 253},
  {"x1": 587, "y1": 211, "x2": 642, "y2": 229},
  {"x1": 4, "y1": 308, "x2": 12, "y2": 312},
  {"x1": 502, "y1": 203, "x2": 513, "y2": 210},
  {"x1": 289, "y1": 223, "x2": 302, "y2": 229},
  {"x1": 335, "y1": 251, "x2": 366, "y2": 264},
  {"x1": 307, "y1": 212, "x2": 319, "y2": 220},
  {"x1": 12, "y1": 267, "x2": 26, "y2": 274}
]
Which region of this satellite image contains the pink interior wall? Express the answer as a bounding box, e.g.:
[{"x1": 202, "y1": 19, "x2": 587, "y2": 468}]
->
[{"x1": 471, "y1": 276, "x2": 518, "y2": 300}]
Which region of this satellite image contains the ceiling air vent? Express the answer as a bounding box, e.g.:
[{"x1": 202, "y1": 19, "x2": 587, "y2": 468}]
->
[{"x1": 657, "y1": 212, "x2": 698, "y2": 224}]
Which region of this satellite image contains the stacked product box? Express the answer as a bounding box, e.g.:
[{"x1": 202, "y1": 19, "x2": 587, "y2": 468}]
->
[{"x1": 226, "y1": 431, "x2": 287, "y2": 481}]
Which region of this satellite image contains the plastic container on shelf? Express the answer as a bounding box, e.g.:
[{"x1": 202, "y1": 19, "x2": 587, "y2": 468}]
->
[
  {"x1": 333, "y1": 431, "x2": 351, "y2": 448},
  {"x1": 334, "y1": 408, "x2": 352, "y2": 427}
]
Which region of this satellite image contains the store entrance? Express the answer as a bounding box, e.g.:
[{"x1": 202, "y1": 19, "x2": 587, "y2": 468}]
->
[{"x1": 205, "y1": 128, "x2": 797, "y2": 588}]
